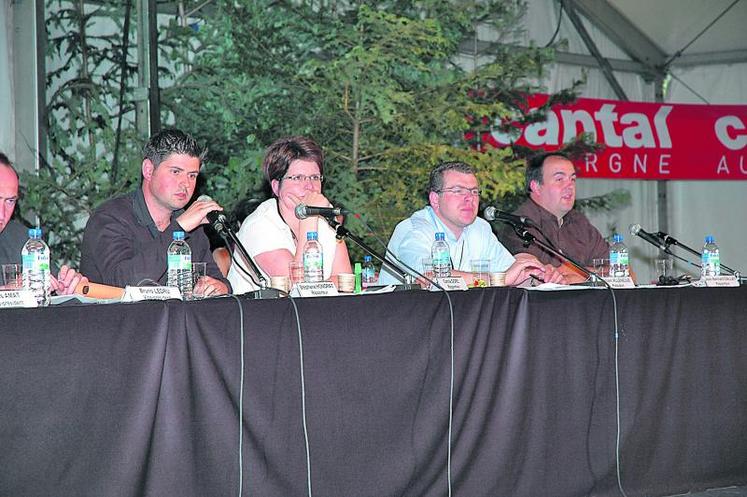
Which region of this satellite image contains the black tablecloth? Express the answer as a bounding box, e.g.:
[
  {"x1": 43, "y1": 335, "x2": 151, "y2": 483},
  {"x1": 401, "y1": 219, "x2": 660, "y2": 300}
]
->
[{"x1": 1, "y1": 286, "x2": 746, "y2": 497}]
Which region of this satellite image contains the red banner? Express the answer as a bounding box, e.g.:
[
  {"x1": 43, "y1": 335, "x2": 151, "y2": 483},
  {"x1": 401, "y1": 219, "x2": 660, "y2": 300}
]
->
[{"x1": 481, "y1": 95, "x2": 747, "y2": 180}]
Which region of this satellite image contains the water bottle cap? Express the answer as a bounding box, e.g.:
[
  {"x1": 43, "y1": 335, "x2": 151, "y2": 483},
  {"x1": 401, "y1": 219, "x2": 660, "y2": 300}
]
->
[
  {"x1": 363, "y1": 255, "x2": 372, "y2": 262},
  {"x1": 435, "y1": 232, "x2": 445, "y2": 241},
  {"x1": 705, "y1": 235, "x2": 714, "y2": 243},
  {"x1": 307, "y1": 231, "x2": 318, "y2": 241},
  {"x1": 173, "y1": 230, "x2": 185, "y2": 240},
  {"x1": 613, "y1": 233, "x2": 623, "y2": 243},
  {"x1": 27, "y1": 228, "x2": 42, "y2": 238}
]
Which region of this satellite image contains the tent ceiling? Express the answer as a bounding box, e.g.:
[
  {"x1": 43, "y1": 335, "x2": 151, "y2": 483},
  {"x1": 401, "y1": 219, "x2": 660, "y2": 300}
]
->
[{"x1": 573, "y1": 0, "x2": 747, "y2": 69}]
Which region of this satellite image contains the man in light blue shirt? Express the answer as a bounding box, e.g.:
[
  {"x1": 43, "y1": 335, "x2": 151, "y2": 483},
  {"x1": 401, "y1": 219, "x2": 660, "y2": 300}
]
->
[{"x1": 379, "y1": 161, "x2": 565, "y2": 286}]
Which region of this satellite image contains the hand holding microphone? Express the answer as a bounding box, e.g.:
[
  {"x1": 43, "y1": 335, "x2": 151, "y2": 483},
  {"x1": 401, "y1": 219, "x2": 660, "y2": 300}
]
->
[{"x1": 176, "y1": 194, "x2": 224, "y2": 232}]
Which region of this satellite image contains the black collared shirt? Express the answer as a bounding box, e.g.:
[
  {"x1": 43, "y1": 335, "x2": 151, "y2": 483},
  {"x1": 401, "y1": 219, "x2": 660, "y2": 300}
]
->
[{"x1": 80, "y1": 188, "x2": 230, "y2": 289}]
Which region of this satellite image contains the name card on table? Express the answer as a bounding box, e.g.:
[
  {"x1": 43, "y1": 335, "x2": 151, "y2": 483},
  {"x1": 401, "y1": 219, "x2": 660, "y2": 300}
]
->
[
  {"x1": 0, "y1": 289, "x2": 38, "y2": 308},
  {"x1": 430, "y1": 277, "x2": 469, "y2": 292},
  {"x1": 602, "y1": 276, "x2": 636, "y2": 289},
  {"x1": 703, "y1": 275, "x2": 740, "y2": 287},
  {"x1": 122, "y1": 286, "x2": 182, "y2": 302},
  {"x1": 290, "y1": 281, "x2": 339, "y2": 298}
]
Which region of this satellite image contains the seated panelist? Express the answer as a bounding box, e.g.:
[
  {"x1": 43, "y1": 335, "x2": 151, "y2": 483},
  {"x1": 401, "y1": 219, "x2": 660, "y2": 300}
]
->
[
  {"x1": 0, "y1": 152, "x2": 87, "y2": 294},
  {"x1": 378, "y1": 161, "x2": 566, "y2": 287},
  {"x1": 80, "y1": 129, "x2": 230, "y2": 297},
  {"x1": 226, "y1": 136, "x2": 352, "y2": 293}
]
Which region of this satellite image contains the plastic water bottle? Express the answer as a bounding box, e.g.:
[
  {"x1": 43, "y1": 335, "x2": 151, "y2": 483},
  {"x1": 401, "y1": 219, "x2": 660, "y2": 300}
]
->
[
  {"x1": 361, "y1": 255, "x2": 376, "y2": 288},
  {"x1": 21, "y1": 227, "x2": 51, "y2": 306},
  {"x1": 303, "y1": 231, "x2": 324, "y2": 283},
  {"x1": 701, "y1": 235, "x2": 720, "y2": 278},
  {"x1": 609, "y1": 233, "x2": 629, "y2": 277},
  {"x1": 431, "y1": 232, "x2": 451, "y2": 278},
  {"x1": 167, "y1": 231, "x2": 192, "y2": 299}
]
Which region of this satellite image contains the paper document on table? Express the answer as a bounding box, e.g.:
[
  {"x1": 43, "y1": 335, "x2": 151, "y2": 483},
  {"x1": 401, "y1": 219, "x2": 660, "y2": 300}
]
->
[{"x1": 51, "y1": 294, "x2": 122, "y2": 305}]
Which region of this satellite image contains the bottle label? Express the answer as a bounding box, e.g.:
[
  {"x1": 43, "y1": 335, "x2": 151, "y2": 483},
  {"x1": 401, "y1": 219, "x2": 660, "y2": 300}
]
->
[
  {"x1": 619, "y1": 253, "x2": 629, "y2": 266},
  {"x1": 22, "y1": 252, "x2": 50, "y2": 272},
  {"x1": 168, "y1": 254, "x2": 191, "y2": 270}
]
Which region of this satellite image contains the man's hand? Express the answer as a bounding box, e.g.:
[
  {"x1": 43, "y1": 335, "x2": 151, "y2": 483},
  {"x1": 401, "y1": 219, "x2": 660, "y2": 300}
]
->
[
  {"x1": 51, "y1": 265, "x2": 88, "y2": 295},
  {"x1": 539, "y1": 264, "x2": 568, "y2": 284},
  {"x1": 176, "y1": 197, "x2": 223, "y2": 232},
  {"x1": 193, "y1": 275, "x2": 229, "y2": 297}
]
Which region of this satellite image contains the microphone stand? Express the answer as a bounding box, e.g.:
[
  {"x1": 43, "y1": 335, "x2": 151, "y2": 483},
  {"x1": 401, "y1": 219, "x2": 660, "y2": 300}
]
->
[
  {"x1": 215, "y1": 224, "x2": 281, "y2": 299},
  {"x1": 508, "y1": 222, "x2": 609, "y2": 287},
  {"x1": 322, "y1": 215, "x2": 421, "y2": 291}
]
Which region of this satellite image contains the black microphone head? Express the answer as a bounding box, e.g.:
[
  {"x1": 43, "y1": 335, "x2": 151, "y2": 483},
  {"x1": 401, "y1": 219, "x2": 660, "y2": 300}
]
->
[
  {"x1": 629, "y1": 223, "x2": 641, "y2": 235},
  {"x1": 206, "y1": 210, "x2": 225, "y2": 224},
  {"x1": 484, "y1": 206, "x2": 497, "y2": 221},
  {"x1": 295, "y1": 204, "x2": 308, "y2": 220}
]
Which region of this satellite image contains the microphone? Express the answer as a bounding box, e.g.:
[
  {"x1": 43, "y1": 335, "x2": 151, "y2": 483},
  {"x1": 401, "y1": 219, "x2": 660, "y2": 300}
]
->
[
  {"x1": 197, "y1": 194, "x2": 229, "y2": 232},
  {"x1": 629, "y1": 224, "x2": 667, "y2": 250},
  {"x1": 656, "y1": 231, "x2": 680, "y2": 247},
  {"x1": 483, "y1": 206, "x2": 536, "y2": 227},
  {"x1": 295, "y1": 204, "x2": 348, "y2": 220}
]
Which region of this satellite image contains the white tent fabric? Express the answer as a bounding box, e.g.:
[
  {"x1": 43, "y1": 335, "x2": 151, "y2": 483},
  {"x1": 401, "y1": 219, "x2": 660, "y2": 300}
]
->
[{"x1": 523, "y1": 0, "x2": 747, "y2": 283}]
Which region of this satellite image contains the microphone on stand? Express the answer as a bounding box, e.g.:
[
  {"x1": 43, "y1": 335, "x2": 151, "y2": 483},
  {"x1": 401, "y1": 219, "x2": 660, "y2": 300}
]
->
[
  {"x1": 629, "y1": 224, "x2": 667, "y2": 251},
  {"x1": 196, "y1": 194, "x2": 278, "y2": 298},
  {"x1": 295, "y1": 204, "x2": 348, "y2": 219},
  {"x1": 483, "y1": 206, "x2": 537, "y2": 227}
]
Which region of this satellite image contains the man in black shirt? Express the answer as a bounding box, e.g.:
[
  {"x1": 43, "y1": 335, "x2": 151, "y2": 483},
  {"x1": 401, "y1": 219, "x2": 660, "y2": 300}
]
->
[
  {"x1": 0, "y1": 152, "x2": 86, "y2": 293},
  {"x1": 80, "y1": 130, "x2": 230, "y2": 295}
]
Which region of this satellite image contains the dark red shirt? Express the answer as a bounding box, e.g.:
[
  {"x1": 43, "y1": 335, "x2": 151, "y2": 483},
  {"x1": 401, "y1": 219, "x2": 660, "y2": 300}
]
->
[{"x1": 498, "y1": 199, "x2": 609, "y2": 267}]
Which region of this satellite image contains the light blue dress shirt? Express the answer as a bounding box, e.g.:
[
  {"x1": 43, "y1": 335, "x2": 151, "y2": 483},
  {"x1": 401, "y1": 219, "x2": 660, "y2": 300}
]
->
[{"x1": 378, "y1": 206, "x2": 515, "y2": 284}]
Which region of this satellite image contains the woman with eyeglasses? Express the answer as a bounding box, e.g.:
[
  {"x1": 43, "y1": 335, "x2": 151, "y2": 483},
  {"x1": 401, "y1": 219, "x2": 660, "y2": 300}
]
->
[{"x1": 226, "y1": 136, "x2": 352, "y2": 293}]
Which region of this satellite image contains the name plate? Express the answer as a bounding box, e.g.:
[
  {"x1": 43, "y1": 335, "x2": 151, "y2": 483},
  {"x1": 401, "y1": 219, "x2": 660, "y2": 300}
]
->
[
  {"x1": 602, "y1": 276, "x2": 636, "y2": 289},
  {"x1": 0, "y1": 289, "x2": 38, "y2": 308},
  {"x1": 430, "y1": 276, "x2": 469, "y2": 291},
  {"x1": 290, "y1": 281, "x2": 339, "y2": 298},
  {"x1": 122, "y1": 286, "x2": 182, "y2": 302},
  {"x1": 703, "y1": 275, "x2": 740, "y2": 287}
]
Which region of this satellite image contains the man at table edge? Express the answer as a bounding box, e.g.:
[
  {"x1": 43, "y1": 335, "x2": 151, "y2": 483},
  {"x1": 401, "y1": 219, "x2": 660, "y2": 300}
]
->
[
  {"x1": 0, "y1": 152, "x2": 87, "y2": 293},
  {"x1": 498, "y1": 151, "x2": 610, "y2": 284}
]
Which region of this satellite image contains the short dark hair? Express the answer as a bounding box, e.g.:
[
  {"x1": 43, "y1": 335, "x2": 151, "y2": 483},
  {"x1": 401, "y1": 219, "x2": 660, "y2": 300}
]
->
[
  {"x1": 525, "y1": 151, "x2": 571, "y2": 194},
  {"x1": 0, "y1": 152, "x2": 19, "y2": 179},
  {"x1": 262, "y1": 136, "x2": 324, "y2": 184},
  {"x1": 428, "y1": 161, "x2": 475, "y2": 193},
  {"x1": 142, "y1": 129, "x2": 206, "y2": 168}
]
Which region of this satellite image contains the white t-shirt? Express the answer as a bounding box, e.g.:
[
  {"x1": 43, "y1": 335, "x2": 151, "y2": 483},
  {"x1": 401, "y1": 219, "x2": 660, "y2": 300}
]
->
[{"x1": 227, "y1": 198, "x2": 339, "y2": 294}]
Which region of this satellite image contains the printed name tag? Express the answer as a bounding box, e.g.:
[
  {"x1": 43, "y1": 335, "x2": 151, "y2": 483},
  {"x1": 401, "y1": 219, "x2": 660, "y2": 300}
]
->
[
  {"x1": 602, "y1": 276, "x2": 636, "y2": 289},
  {"x1": 430, "y1": 277, "x2": 469, "y2": 291},
  {"x1": 0, "y1": 289, "x2": 38, "y2": 308},
  {"x1": 703, "y1": 275, "x2": 740, "y2": 287},
  {"x1": 290, "y1": 281, "x2": 339, "y2": 298},
  {"x1": 122, "y1": 286, "x2": 183, "y2": 302}
]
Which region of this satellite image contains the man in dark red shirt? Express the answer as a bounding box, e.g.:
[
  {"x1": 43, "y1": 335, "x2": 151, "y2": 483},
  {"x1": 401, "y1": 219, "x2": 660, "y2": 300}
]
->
[{"x1": 499, "y1": 152, "x2": 609, "y2": 283}]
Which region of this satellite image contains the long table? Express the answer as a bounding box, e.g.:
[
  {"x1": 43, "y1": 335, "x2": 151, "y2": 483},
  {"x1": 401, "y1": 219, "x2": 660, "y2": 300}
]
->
[{"x1": 1, "y1": 286, "x2": 746, "y2": 497}]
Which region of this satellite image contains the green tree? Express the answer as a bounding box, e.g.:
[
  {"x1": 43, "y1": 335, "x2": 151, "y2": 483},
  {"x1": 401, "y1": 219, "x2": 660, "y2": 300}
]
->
[{"x1": 168, "y1": 0, "x2": 578, "y2": 259}]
